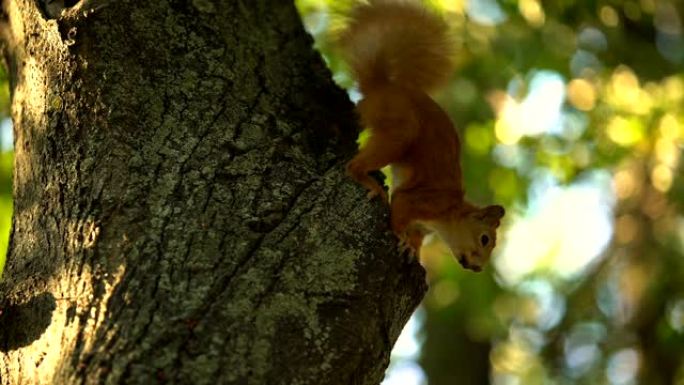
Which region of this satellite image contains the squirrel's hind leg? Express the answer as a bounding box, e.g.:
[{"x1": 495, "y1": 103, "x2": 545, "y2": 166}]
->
[{"x1": 346, "y1": 133, "x2": 408, "y2": 203}]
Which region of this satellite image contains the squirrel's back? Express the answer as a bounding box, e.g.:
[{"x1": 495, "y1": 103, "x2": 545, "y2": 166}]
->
[{"x1": 338, "y1": 0, "x2": 455, "y2": 94}]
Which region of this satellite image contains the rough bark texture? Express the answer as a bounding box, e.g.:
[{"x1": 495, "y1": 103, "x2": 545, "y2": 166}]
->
[{"x1": 0, "y1": 1, "x2": 427, "y2": 384}]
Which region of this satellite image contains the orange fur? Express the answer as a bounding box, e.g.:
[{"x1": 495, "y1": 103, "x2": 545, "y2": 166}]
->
[
  {"x1": 338, "y1": 0, "x2": 455, "y2": 94},
  {"x1": 340, "y1": 0, "x2": 505, "y2": 271}
]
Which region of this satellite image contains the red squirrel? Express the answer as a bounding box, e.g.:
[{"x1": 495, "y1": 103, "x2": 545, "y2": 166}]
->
[{"x1": 339, "y1": 0, "x2": 505, "y2": 272}]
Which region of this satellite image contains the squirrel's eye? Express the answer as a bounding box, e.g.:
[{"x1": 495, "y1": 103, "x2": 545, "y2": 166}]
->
[{"x1": 480, "y1": 234, "x2": 490, "y2": 246}]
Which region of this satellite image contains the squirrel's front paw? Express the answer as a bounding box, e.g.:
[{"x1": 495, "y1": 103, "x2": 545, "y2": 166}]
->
[
  {"x1": 397, "y1": 238, "x2": 418, "y2": 261},
  {"x1": 367, "y1": 188, "x2": 388, "y2": 204}
]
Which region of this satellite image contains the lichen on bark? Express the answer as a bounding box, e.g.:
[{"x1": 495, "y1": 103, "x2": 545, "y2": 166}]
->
[{"x1": 0, "y1": 1, "x2": 427, "y2": 384}]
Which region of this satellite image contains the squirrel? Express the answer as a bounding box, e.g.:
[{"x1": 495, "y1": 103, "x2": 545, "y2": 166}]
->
[{"x1": 338, "y1": 0, "x2": 505, "y2": 272}]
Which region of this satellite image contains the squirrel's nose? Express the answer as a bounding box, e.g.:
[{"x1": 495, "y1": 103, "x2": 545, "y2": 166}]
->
[
  {"x1": 458, "y1": 254, "x2": 469, "y2": 269},
  {"x1": 458, "y1": 254, "x2": 482, "y2": 272}
]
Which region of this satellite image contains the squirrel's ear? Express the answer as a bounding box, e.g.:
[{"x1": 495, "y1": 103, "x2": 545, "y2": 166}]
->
[{"x1": 476, "y1": 205, "x2": 505, "y2": 227}]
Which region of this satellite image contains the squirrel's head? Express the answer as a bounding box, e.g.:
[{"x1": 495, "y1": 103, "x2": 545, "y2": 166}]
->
[{"x1": 433, "y1": 205, "x2": 505, "y2": 272}]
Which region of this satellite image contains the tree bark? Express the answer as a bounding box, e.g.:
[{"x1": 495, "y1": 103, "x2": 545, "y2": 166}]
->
[{"x1": 0, "y1": 1, "x2": 427, "y2": 384}]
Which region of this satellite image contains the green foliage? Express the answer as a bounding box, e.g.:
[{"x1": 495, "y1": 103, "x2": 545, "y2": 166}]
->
[
  {"x1": 0, "y1": 151, "x2": 11, "y2": 278},
  {"x1": 0, "y1": 63, "x2": 11, "y2": 277}
]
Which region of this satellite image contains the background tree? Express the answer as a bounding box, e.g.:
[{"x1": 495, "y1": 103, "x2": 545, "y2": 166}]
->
[{"x1": 0, "y1": 1, "x2": 426, "y2": 384}]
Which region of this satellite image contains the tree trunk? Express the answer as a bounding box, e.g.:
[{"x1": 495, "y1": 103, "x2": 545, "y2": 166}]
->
[{"x1": 0, "y1": 1, "x2": 426, "y2": 384}]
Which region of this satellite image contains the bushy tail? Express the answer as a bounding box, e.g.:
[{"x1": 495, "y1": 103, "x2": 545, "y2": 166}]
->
[{"x1": 338, "y1": 0, "x2": 455, "y2": 94}]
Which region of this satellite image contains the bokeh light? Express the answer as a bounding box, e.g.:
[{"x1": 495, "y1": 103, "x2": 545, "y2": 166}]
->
[{"x1": 495, "y1": 172, "x2": 614, "y2": 285}]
